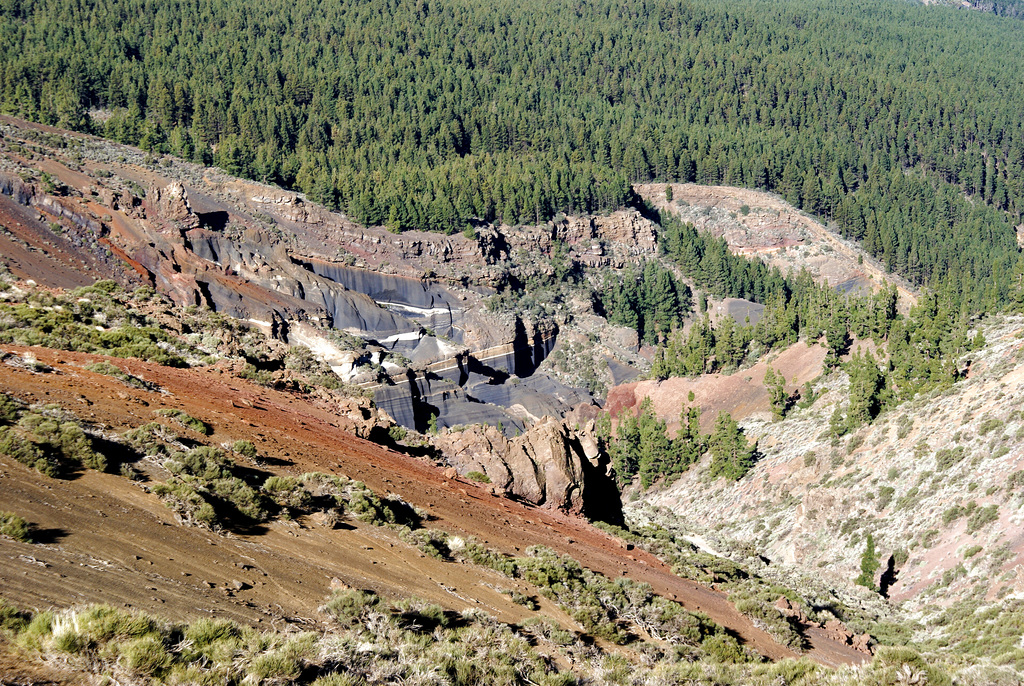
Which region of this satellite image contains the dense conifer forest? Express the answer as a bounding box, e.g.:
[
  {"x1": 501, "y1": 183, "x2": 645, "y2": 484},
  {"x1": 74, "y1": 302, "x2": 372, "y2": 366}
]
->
[{"x1": 3, "y1": 0, "x2": 1024, "y2": 310}]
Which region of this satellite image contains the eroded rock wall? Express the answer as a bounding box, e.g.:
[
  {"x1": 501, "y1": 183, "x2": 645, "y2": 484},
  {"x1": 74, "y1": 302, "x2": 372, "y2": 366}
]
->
[{"x1": 434, "y1": 410, "x2": 622, "y2": 521}]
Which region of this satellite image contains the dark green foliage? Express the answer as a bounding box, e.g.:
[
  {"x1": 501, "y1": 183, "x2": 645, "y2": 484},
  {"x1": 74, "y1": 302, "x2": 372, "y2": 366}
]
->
[
  {"x1": 708, "y1": 412, "x2": 756, "y2": 481},
  {"x1": 603, "y1": 261, "x2": 692, "y2": 345},
  {"x1": 606, "y1": 399, "x2": 706, "y2": 488},
  {"x1": 885, "y1": 294, "x2": 969, "y2": 402},
  {"x1": 763, "y1": 365, "x2": 788, "y2": 421},
  {"x1": 660, "y1": 214, "x2": 789, "y2": 305},
  {"x1": 855, "y1": 533, "x2": 880, "y2": 591},
  {"x1": 3, "y1": 0, "x2": 1024, "y2": 312},
  {"x1": 844, "y1": 351, "x2": 886, "y2": 429}
]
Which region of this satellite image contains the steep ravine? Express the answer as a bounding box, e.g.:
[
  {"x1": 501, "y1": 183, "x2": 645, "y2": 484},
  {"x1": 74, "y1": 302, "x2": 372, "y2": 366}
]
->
[{"x1": 629, "y1": 316, "x2": 1024, "y2": 633}]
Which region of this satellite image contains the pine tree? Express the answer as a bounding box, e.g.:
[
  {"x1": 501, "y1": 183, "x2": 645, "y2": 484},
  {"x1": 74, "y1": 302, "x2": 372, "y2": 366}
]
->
[
  {"x1": 855, "y1": 533, "x2": 881, "y2": 591},
  {"x1": 764, "y1": 365, "x2": 788, "y2": 421},
  {"x1": 708, "y1": 412, "x2": 756, "y2": 481}
]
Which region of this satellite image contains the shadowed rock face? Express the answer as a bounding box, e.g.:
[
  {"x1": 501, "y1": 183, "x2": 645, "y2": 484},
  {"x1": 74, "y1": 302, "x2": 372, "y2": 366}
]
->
[{"x1": 434, "y1": 412, "x2": 623, "y2": 521}]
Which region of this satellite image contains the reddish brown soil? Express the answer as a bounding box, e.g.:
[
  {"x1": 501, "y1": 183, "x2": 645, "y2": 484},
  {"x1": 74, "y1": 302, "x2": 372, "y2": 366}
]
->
[
  {"x1": 607, "y1": 341, "x2": 829, "y2": 433},
  {"x1": 0, "y1": 346, "x2": 866, "y2": 668},
  {"x1": 0, "y1": 195, "x2": 109, "y2": 290}
]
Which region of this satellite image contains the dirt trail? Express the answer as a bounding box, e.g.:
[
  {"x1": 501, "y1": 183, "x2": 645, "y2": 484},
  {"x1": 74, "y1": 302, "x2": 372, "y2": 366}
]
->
[{"x1": 0, "y1": 346, "x2": 866, "y2": 666}]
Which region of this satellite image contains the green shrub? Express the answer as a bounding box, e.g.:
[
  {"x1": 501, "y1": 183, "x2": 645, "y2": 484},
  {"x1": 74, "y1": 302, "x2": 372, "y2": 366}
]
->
[
  {"x1": 466, "y1": 470, "x2": 491, "y2": 484},
  {"x1": 0, "y1": 599, "x2": 29, "y2": 634},
  {"x1": 0, "y1": 412, "x2": 106, "y2": 475},
  {"x1": 123, "y1": 423, "x2": 176, "y2": 457},
  {"x1": 231, "y1": 439, "x2": 257, "y2": 458},
  {"x1": 701, "y1": 632, "x2": 746, "y2": 663},
  {"x1": 119, "y1": 634, "x2": 172, "y2": 674},
  {"x1": 896, "y1": 415, "x2": 914, "y2": 440},
  {"x1": 248, "y1": 650, "x2": 301, "y2": 681},
  {"x1": 237, "y1": 364, "x2": 275, "y2": 387},
  {"x1": 967, "y1": 504, "x2": 999, "y2": 534},
  {"x1": 151, "y1": 481, "x2": 217, "y2": 527},
  {"x1": 877, "y1": 486, "x2": 895, "y2": 511},
  {"x1": 0, "y1": 393, "x2": 18, "y2": 422},
  {"x1": 0, "y1": 511, "x2": 31, "y2": 542},
  {"x1": 0, "y1": 425, "x2": 55, "y2": 475},
  {"x1": 78, "y1": 605, "x2": 157, "y2": 642},
  {"x1": 263, "y1": 475, "x2": 313, "y2": 510},
  {"x1": 963, "y1": 545, "x2": 983, "y2": 559},
  {"x1": 978, "y1": 417, "x2": 1004, "y2": 436},
  {"x1": 184, "y1": 617, "x2": 238, "y2": 648},
  {"x1": 510, "y1": 592, "x2": 540, "y2": 610},
  {"x1": 935, "y1": 446, "x2": 966, "y2": 471},
  {"x1": 321, "y1": 589, "x2": 380, "y2": 628},
  {"x1": 156, "y1": 409, "x2": 211, "y2": 435}
]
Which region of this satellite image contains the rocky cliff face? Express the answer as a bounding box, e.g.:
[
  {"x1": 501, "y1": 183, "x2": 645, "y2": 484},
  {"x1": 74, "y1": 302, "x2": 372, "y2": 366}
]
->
[
  {"x1": 0, "y1": 125, "x2": 607, "y2": 440},
  {"x1": 434, "y1": 408, "x2": 622, "y2": 521}
]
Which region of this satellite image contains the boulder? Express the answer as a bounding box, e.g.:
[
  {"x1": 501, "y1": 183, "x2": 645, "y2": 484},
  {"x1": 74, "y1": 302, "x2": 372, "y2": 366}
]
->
[{"x1": 433, "y1": 415, "x2": 622, "y2": 521}]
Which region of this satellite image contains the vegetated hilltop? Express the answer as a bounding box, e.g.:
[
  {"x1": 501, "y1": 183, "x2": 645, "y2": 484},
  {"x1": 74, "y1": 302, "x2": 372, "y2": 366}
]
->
[{"x1": 635, "y1": 183, "x2": 917, "y2": 312}]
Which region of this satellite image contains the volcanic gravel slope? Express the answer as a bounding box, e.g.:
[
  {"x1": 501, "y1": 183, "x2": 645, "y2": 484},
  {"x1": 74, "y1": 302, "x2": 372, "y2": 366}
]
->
[{"x1": 0, "y1": 346, "x2": 867, "y2": 668}]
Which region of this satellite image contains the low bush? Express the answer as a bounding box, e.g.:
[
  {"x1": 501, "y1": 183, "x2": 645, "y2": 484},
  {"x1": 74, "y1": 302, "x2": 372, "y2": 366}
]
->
[
  {"x1": 156, "y1": 409, "x2": 211, "y2": 435},
  {"x1": 935, "y1": 446, "x2": 966, "y2": 471},
  {"x1": 0, "y1": 409, "x2": 106, "y2": 476},
  {"x1": 967, "y1": 504, "x2": 999, "y2": 534},
  {"x1": 151, "y1": 481, "x2": 217, "y2": 527},
  {"x1": 231, "y1": 439, "x2": 257, "y2": 459},
  {"x1": 263, "y1": 475, "x2": 313, "y2": 510},
  {"x1": 0, "y1": 511, "x2": 31, "y2": 542},
  {"x1": 0, "y1": 392, "x2": 19, "y2": 422},
  {"x1": 466, "y1": 470, "x2": 491, "y2": 483}
]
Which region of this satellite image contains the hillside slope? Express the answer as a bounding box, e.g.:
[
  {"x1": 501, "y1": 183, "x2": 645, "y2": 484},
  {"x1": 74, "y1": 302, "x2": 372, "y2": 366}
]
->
[{"x1": 627, "y1": 315, "x2": 1024, "y2": 672}]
